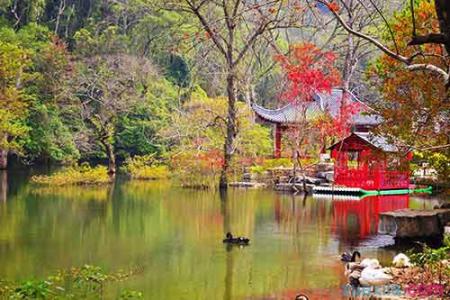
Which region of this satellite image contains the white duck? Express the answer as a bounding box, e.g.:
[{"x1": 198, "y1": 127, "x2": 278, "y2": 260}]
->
[
  {"x1": 392, "y1": 253, "x2": 412, "y2": 268},
  {"x1": 359, "y1": 266, "x2": 392, "y2": 286}
]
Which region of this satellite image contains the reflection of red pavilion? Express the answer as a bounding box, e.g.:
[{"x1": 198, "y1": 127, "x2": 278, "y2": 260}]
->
[{"x1": 332, "y1": 195, "x2": 409, "y2": 240}]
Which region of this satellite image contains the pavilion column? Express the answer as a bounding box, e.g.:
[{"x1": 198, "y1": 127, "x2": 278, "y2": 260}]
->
[{"x1": 274, "y1": 124, "x2": 282, "y2": 158}]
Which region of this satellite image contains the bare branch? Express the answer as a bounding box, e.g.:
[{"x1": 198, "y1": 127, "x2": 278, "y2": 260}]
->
[
  {"x1": 184, "y1": 0, "x2": 228, "y2": 57},
  {"x1": 316, "y1": 0, "x2": 410, "y2": 64}
]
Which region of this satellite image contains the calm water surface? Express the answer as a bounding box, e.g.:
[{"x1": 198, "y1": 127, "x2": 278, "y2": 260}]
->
[{"x1": 0, "y1": 170, "x2": 439, "y2": 299}]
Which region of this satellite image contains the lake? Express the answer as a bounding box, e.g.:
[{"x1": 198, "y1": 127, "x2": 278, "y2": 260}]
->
[{"x1": 0, "y1": 170, "x2": 439, "y2": 299}]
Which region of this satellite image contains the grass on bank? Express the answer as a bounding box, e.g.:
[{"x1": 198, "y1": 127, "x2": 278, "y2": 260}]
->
[
  {"x1": 31, "y1": 164, "x2": 111, "y2": 186},
  {"x1": 122, "y1": 155, "x2": 169, "y2": 180}
]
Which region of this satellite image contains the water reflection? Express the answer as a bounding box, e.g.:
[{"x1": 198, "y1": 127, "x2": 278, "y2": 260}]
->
[
  {"x1": 331, "y1": 195, "x2": 409, "y2": 243},
  {"x1": 0, "y1": 177, "x2": 437, "y2": 299}
]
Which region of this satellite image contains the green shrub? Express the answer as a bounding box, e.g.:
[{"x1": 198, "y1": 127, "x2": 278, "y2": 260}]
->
[
  {"x1": 248, "y1": 158, "x2": 293, "y2": 174},
  {"x1": 249, "y1": 165, "x2": 265, "y2": 174},
  {"x1": 261, "y1": 158, "x2": 293, "y2": 169},
  {"x1": 123, "y1": 155, "x2": 170, "y2": 180},
  {"x1": 414, "y1": 151, "x2": 450, "y2": 181},
  {"x1": 31, "y1": 164, "x2": 111, "y2": 186}
]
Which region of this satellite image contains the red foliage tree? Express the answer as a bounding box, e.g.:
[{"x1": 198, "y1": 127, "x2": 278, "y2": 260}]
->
[{"x1": 275, "y1": 43, "x2": 341, "y2": 105}]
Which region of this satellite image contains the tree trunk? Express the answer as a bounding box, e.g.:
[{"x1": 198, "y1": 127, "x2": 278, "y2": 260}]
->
[
  {"x1": 219, "y1": 72, "x2": 237, "y2": 189},
  {"x1": 106, "y1": 143, "x2": 116, "y2": 175},
  {"x1": 101, "y1": 140, "x2": 116, "y2": 175},
  {"x1": 0, "y1": 150, "x2": 7, "y2": 170},
  {"x1": 435, "y1": 0, "x2": 450, "y2": 54},
  {"x1": 54, "y1": 0, "x2": 65, "y2": 35}
]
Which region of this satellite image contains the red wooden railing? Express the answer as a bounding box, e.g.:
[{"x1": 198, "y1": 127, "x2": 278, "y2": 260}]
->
[{"x1": 334, "y1": 169, "x2": 410, "y2": 189}]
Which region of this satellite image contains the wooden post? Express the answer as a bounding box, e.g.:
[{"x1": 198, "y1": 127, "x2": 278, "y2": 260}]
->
[{"x1": 274, "y1": 124, "x2": 282, "y2": 158}]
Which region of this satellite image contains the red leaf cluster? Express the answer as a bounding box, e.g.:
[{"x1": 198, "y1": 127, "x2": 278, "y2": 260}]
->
[
  {"x1": 275, "y1": 43, "x2": 341, "y2": 105},
  {"x1": 326, "y1": 1, "x2": 340, "y2": 13}
]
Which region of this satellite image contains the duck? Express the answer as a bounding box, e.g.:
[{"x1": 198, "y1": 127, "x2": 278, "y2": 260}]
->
[
  {"x1": 348, "y1": 269, "x2": 362, "y2": 288},
  {"x1": 360, "y1": 258, "x2": 381, "y2": 269},
  {"x1": 344, "y1": 262, "x2": 365, "y2": 277},
  {"x1": 392, "y1": 253, "x2": 412, "y2": 268},
  {"x1": 341, "y1": 251, "x2": 361, "y2": 262},
  {"x1": 358, "y1": 266, "x2": 392, "y2": 286},
  {"x1": 295, "y1": 294, "x2": 309, "y2": 300},
  {"x1": 222, "y1": 232, "x2": 250, "y2": 245}
]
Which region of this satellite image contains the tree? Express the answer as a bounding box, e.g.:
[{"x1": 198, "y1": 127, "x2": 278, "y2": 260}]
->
[
  {"x1": 275, "y1": 43, "x2": 343, "y2": 189},
  {"x1": 70, "y1": 54, "x2": 155, "y2": 174},
  {"x1": 317, "y1": 0, "x2": 450, "y2": 92},
  {"x1": 366, "y1": 0, "x2": 449, "y2": 177},
  {"x1": 162, "y1": 92, "x2": 272, "y2": 188},
  {"x1": 166, "y1": 0, "x2": 301, "y2": 188},
  {"x1": 115, "y1": 76, "x2": 179, "y2": 159},
  {"x1": 0, "y1": 23, "x2": 80, "y2": 165},
  {"x1": 0, "y1": 39, "x2": 30, "y2": 169}
]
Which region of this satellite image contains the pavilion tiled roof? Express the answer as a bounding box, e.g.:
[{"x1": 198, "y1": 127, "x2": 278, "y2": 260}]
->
[
  {"x1": 329, "y1": 132, "x2": 404, "y2": 153},
  {"x1": 352, "y1": 132, "x2": 399, "y2": 152},
  {"x1": 252, "y1": 88, "x2": 381, "y2": 125}
]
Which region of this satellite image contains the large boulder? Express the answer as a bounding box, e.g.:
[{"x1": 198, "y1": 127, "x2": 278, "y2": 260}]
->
[{"x1": 379, "y1": 209, "x2": 450, "y2": 239}]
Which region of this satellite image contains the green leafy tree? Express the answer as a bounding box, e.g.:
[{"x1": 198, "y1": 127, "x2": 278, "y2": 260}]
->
[
  {"x1": 0, "y1": 23, "x2": 79, "y2": 165},
  {"x1": 115, "y1": 77, "x2": 179, "y2": 159},
  {"x1": 0, "y1": 37, "x2": 30, "y2": 169}
]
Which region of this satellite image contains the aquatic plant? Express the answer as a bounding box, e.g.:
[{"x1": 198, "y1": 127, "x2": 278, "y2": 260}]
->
[
  {"x1": 31, "y1": 164, "x2": 111, "y2": 186},
  {"x1": 119, "y1": 289, "x2": 144, "y2": 299},
  {"x1": 0, "y1": 265, "x2": 143, "y2": 299},
  {"x1": 122, "y1": 155, "x2": 169, "y2": 180}
]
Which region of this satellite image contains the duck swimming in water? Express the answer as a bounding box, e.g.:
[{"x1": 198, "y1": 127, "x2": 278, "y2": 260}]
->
[
  {"x1": 359, "y1": 266, "x2": 392, "y2": 286},
  {"x1": 222, "y1": 232, "x2": 250, "y2": 245},
  {"x1": 341, "y1": 251, "x2": 361, "y2": 262}
]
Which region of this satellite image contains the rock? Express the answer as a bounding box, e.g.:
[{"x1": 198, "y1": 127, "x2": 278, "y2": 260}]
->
[
  {"x1": 379, "y1": 209, "x2": 450, "y2": 239},
  {"x1": 317, "y1": 171, "x2": 334, "y2": 182},
  {"x1": 315, "y1": 162, "x2": 334, "y2": 172},
  {"x1": 242, "y1": 173, "x2": 254, "y2": 181},
  {"x1": 274, "y1": 183, "x2": 314, "y2": 193},
  {"x1": 305, "y1": 176, "x2": 325, "y2": 185},
  {"x1": 440, "y1": 202, "x2": 450, "y2": 209},
  {"x1": 229, "y1": 182, "x2": 266, "y2": 188}
]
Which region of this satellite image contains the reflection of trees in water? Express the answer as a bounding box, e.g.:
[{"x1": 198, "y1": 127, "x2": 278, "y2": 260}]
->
[
  {"x1": 220, "y1": 190, "x2": 233, "y2": 300},
  {"x1": 273, "y1": 194, "x2": 333, "y2": 236},
  {"x1": 0, "y1": 170, "x2": 6, "y2": 202}
]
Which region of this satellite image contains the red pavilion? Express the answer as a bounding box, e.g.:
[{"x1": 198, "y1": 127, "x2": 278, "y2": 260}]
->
[{"x1": 329, "y1": 132, "x2": 412, "y2": 190}]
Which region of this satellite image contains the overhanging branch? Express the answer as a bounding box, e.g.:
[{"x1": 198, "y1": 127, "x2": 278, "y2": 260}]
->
[
  {"x1": 316, "y1": 0, "x2": 450, "y2": 85},
  {"x1": 408, "y1": 33, "x2": 447, "y2": 46},
  {"x1": 407, "y1": 64, "x2": 450, "y2": 82}
]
